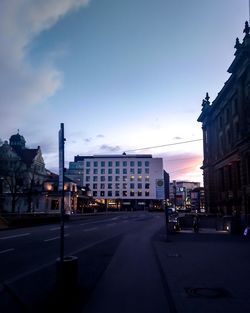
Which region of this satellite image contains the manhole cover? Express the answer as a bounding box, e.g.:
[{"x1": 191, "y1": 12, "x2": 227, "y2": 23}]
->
[{"x1": 185, "y1": 287, "x2": 231, "y2": 298}]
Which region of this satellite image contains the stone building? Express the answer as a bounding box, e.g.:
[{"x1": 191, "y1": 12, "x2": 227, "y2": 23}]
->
[
  {"x1": 198, "y1": 22, "x2": 250, "y2": 223},
  {"x1": 0, "y1": 132, "x2": 47, "y2": 213}
]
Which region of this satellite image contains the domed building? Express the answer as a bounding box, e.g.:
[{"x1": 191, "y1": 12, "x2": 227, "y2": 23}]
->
[{"x1": 0, "y1": 131, "x2": 48, "y2": 213}]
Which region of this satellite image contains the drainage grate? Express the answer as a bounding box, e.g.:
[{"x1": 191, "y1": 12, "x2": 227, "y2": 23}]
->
[{"x1": 185, "y1": 287, "x2": 231, "y2": 299}]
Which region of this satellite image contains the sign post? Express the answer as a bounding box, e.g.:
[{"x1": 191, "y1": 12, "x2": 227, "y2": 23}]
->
[{"x1": 58, "y1": 123, "x2": 65, "y2": 263}]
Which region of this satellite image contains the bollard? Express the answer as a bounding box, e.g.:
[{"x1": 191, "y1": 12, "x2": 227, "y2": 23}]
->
[{"x1": 56, "y1": 255, "x2": 79, "y2": 293}]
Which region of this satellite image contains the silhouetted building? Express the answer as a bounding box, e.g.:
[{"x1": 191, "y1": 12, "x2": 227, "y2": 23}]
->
[{"x1": 198, "y1": 22, "x2": 250, "y2": 223}]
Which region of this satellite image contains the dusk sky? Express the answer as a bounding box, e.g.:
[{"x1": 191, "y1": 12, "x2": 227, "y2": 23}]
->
[{"x1": 0, "y1": 0, "x2": 248, "y2": 183}]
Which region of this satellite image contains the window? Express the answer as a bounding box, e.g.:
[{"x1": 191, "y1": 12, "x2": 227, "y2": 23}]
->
[
  {"x1": 130, "y1": 190, "x2": 134, "y2": 196},
  {"x1": 100, "y1": 183, "x2": 105, "y2": 189},
  {"x1": 145, "y1": 190, "x2": 149, "y2": 197},
  {"x1": 130, "y1": 175, "x2": 134, "y2": 181},
  {"x1": 130, "y1": 183, "x2": 134, "y2": 189},
  {"x1": 86, "y1": 176, "x2": 90, "y2": 182},
  {"x1": 145, "y1": 176, "x2": 150, "y2": 182},
  {"x1": 93, "y1": 191, "x2": 97, "y2": 197},
  {"x1": 123, "y1": 176, "x2": 127, "y2": 181},
  {"x1": 138, "y1": 190, "x2": 142, "y2": 196},
  {"x1": 93, "y1": 176, "x2": 98, "y2": 182},
  {"x1": 108, "y1": 161, "x2": 112, "y2": 167},
  {"x1": 123, "y1": 161, "x2": 127, "y2": 167},
  {"x1": 101, "y1": 161, "x2": 105, "y2": 167},
  {"x1": 145, "y1": 183, "x2": 150, "y2": 189},
  {"x1": 115, "y1": 191, "x2": 120, "y2": 197},
  {"x1": 101, "y1": 176, "x2": 105, "y2": 181},
  {"x1": 123, "y1": 183, "x2": 127, "y2": 189},
  {"x1": 145, "y1": 161, "x2": 149, "y2": 167},
  {"x1": 138, "y1": 183, "x2": 142, "y2": 189},
  {"x1": 108, "y1": 176, "x2": 112, "y2": 182},
  {"x1": 115, "y1": 168, "x2": 120, "y2": 174},
  {"x1": 86, "y1": 168, "x2": 90, "y2": 174},
  {"x1": 108, "y1": 168, "x2": 112, "y2": 174},
  {"x1": 138, "y1": 161, "x2": 142, "y2": 167},
  {"x1": 130, "y1": 168, "x2": 135, "y2": 174},
  {"x1": 115, "y1": 176, "x2": 120, "y2": 182},
  {"x1": 137, "y1": 168, "x2": 142, "y2": 174},
  {"x1": 93, "y1": 168, "x2": 98, "y2": 174},
  {"x1": 86, "y1": 161, "x2": 90, "y2": 167},
  {"x1": 101, "y1": 168, "x2": 105, "y2": 174},
  {"x1": 100, "y1": 191, "x2": 105, "y2": 197},
  {"x1": 145, "y1": 168, "x2": 149, "y2": 174},
  {"x1": 115, "y1": 183, "x2": 120, "y2": 189},
  {"x1": 93, "y1": 183, "x2": 97, "y2": 189},
  {"x1": 94, "y1": 161, "x2": 98, "y2": 167},
  {"x1": 123, "y1": 168, "x2": 127, "y2": 174},
  {"x1": 108, "y1": 191, "x2": 112, "y2": 197},
  {"x1": 115, "y1": 161, "x2": 120, "y2": 167},
  {"x1": 123, "y1": 190, "x2": 127, "y2": 196},
  {"x1": 108, "y1": 183, "x2": 112, "y2": 189},
  {"x1": 138, "y1": 176, "x2": 142, "y2": 182},
  {"x1": 130, "y1": 161, "x2": 134, "y2": 167}
]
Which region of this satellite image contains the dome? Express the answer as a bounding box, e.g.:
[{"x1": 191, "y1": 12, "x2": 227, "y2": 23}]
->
[{"x1": 9, "y1": 131, "x2": 26, "y2": 149}]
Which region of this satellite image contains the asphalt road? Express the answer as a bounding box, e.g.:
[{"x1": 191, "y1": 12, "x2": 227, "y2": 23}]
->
[{"x1": 0, "y1": 212, "x2": 162, "y2": 283}]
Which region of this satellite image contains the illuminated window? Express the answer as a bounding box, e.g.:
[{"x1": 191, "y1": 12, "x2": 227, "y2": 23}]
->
[
  {"x1": 100, "y1": 191, "x2": 105, "y2": 197},
  {"x1": 138, "y1": 190, "x2": 142, "y2": 196},
  {"x1": 145, "y1": 176, "x2": 149, "y2": 182},
  {"x1": 138, "y1": 176, "x2": 142, "y2": 182},
  {"x1": 145, "y1": 190, "x2": 150, "y2": 196},
  {"x1": 130, "y1": 190, "x2": 134, "y2": 196},
  {"x1": 130, "y1": 175, "x2": 134, "y2": 181}
]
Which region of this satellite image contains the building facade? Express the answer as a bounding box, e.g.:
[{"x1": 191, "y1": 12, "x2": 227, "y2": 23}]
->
[
  {"x1": 198, "y1": 22, "x2": 250, "y2": 222},
  {"x1": 0, "y1": 132, "x2": 47, "y2": 213},
  {"x1": 169, "y1": 181, "x2": 200, "y2": 209},
  {"x1": 67, "y1": 154, "x2": 165, "y2": 211}
]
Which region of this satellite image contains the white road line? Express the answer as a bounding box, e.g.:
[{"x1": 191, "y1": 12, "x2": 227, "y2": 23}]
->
[
  {"x1": 0, "y1": 248, "x2": 15, "y2": 254},
  {"x1": 50, "y1": 226, "x2": 69, "y2": 231},
  {"x1": 44, "y1": 234, "x2": 69, "y2": 242},
  {"x1": 83, "y1": 227, "x2": 97, "y2": 232},
  {"x1": 0, "y1": 233, "x2": 31, "y2": 240}
]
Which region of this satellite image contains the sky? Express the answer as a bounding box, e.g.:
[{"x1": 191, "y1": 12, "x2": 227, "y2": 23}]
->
[{"x1": 0, "y1": 0, "x2": 248, "y2": 184}]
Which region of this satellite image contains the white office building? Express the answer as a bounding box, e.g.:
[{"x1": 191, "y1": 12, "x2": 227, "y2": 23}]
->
[{"x1": 70, "y1": 154, "x2": 165, "y2": 210}]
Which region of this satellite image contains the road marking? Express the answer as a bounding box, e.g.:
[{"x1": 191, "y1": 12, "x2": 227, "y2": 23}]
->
[
  {"x1": 50, "y1": 226, "x2": 69, "y2": 231},
  {"x1": 0, "y1": 233, "x2": 31, "y2": 240},
  {"x1": 44, "y1": 234, "x2": 69, "y2": 242},
  {"x1": 0, "y1": 248, "x2": 15, "y2": 254},
  {"x1": 83, "y1": 227, "x2": 97, "y2": 232}
]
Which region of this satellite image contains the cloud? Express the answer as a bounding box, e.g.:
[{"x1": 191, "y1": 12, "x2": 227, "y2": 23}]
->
[
  {"x1": 173, "y1": 136, "x2": 183, "y2": 140},
  {"x1": 84, "y1": 137, "x2": 92, "y2": 143},
  {"x1": 0, "y1": 0, "x2": 90, "y2": 131},
  {"x1": 96, "y1": 134, "x2": 105, "y2": 138},
  {"x1": 99, "y1": 144, "x2": 121, "y2": 152}
]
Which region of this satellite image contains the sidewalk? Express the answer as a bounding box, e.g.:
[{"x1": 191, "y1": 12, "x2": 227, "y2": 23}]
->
[{"x1": 153, "y1": 228, "x2": 250, "y2": 313}]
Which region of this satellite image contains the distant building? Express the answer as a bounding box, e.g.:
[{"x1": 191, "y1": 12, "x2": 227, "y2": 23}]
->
[
  {"x1": 65, "y1": 155, "x2": 85, "y2": 187},
  {"x1": 0, "y1": 132, "x2": 47, "y2": 213},
  {"x1": 198, "y1": 21, "x2": 250, "y2": 222},
  {"x1": 169, "y1": 181, "x2": 200, "y2": 209},
  {"x1": 66, "y1": 154, "x2": 165, "y2": 211}
]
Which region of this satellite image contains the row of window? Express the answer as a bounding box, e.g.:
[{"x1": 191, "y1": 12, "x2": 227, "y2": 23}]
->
[
  {"x1": 92, "y1": 190, "x2": 150, "y2": 197},
  {"x1": 91, "y1": 183, "x2": 150, "y2": 190},
  {"x1": 85, "y1": 168, "x2": 149, "y2": 175},
  {"x1": 86, "y1": 160, "x2": 150, "y2": 168},
  {"x1": 85, "y1": 175, "x2": 150, "y2": 182}
]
